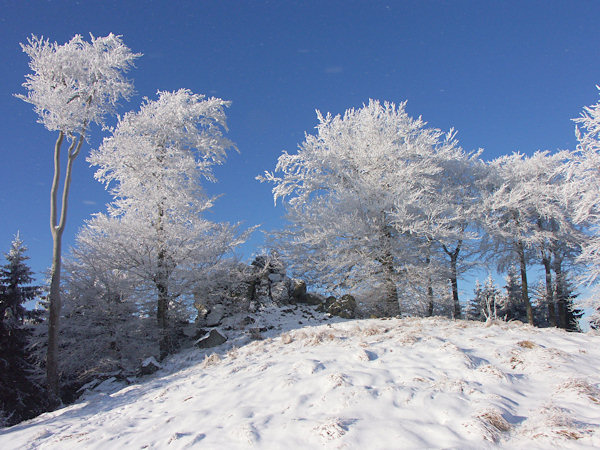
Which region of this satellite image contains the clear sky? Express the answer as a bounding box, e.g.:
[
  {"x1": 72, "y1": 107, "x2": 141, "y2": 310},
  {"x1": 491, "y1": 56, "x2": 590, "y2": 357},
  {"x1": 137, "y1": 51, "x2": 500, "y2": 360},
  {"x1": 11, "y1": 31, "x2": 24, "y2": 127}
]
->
[{"x1": 1, "y1": 0, "x2": 600, "y2": 283}]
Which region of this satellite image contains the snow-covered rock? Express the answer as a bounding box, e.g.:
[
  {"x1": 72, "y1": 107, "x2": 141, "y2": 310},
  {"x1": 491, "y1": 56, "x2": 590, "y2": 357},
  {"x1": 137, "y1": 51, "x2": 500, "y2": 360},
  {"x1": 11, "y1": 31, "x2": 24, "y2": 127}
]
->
[
  {"x1": 205, "y1": 304, "x2": 226, "y2": 327},
  {"x1": 195, "y1": 329, "x2": 228, "y2": 349},
  {"x1": 139, "y1": 357, "x2": 161, "y2": 376}
]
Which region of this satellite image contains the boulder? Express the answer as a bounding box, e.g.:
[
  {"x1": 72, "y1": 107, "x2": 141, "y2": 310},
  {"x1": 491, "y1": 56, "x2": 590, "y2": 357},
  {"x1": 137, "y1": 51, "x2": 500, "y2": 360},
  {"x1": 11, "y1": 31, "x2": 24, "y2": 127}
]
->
[
  {"x1": 328, "y1": 294, "x2": 357, "y2": 319},
  {"x1": 182, "y1": 324, "x2": 199, "y2": 338},
  {"x1": 290, "y1": 279, "x2": 307, "y2": 303},
  {"x1": 195, "y1": 329, "x2": 228, "y2": 349},
  {"x1": 206, "y1": 304, "x2": 226, "y2": 327},
  {"x1": 255, "y1": 278, "x2": 271, "y2": 303},
  {"x1": 271, "y1": 281, "x2": 290, "y2": 305},
  {"x1": 139, "y1": 357, "x2": 161, "y2": 375},
  {"x1": 317, "y1": 296, "x2": 337, "y2": 312},
  {"x1": 268, "y1": 273, "x2": 284, "y2": 283}
]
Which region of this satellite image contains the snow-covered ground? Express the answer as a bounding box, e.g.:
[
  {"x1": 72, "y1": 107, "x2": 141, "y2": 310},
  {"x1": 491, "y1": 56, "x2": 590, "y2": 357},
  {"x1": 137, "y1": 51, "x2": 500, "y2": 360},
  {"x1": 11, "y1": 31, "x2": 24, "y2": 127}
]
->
[{"x1": 2, "y1": 306, "x2": 600, "y2": 449}]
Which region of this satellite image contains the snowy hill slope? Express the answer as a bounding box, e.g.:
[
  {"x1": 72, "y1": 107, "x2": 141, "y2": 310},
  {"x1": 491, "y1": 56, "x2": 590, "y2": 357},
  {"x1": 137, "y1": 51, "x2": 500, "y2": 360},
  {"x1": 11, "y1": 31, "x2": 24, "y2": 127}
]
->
[{"x1": 2, "y1": 308, "x2": 600, "y2": 449}]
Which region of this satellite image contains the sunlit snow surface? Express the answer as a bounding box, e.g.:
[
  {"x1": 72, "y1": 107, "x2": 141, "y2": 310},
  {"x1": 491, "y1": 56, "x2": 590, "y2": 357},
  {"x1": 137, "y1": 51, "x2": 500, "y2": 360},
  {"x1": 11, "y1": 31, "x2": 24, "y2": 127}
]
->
[{"x1": 2, "y1": 306, "x2": 599, "y2": 449}]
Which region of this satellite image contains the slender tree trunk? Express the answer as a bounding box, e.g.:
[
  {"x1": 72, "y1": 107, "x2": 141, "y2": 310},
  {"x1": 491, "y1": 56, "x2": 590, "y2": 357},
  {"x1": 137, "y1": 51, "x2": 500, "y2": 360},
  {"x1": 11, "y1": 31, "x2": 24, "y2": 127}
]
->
[
  {"x1": 553, "y1": 256, "x2": 567, "y2": 329},
  {"x1": 382, "y1": 256, "x2": 400, "y2": 317},
  {"x1": 541, "y1": 252, "x2": 557, "y2": 327},
  {"x1": 156, "y1": 248, "x2": 170, "y2": 361},
  {"x1": 425, "y1": 253, "x2": 434, "y2": 317},
  {"x1": 154, "y1": 158, "x2": 171, "y2": 359},
  {"x1": 47, "y1": 130, "x2": 85, "y2": 404},
  {"x1": 516, "y1": 241, "x2": 534, "y2": 325},
  {"x1": 443, "y1": 241, "x2": 462, "y2": 319},
  {"x1": 426, "y1": 284, "x2": 434, "y2": 317},
  {"x1": 380, "y1": 224, "x2": 400, "y2": 317}
]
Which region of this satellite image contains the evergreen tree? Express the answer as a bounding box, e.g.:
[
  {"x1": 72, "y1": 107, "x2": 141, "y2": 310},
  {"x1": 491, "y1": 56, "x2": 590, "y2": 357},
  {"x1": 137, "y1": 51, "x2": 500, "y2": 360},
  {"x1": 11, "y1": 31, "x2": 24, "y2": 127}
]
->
[
  {"x1": 467, "y1": 277, "x2": 502, "y2": 322},
  {"x1": 466, "y1": 280, "x2": 484, "y2": 321},
  {"x1": 0, "y1": 234, "x2": 46, "y2": 426},
  {"x1": 558, "y1": 277, "x2": 584, "y2": 332},
  {"x1": 502, "y1": 266, "x2": 528, "y2": 323}
]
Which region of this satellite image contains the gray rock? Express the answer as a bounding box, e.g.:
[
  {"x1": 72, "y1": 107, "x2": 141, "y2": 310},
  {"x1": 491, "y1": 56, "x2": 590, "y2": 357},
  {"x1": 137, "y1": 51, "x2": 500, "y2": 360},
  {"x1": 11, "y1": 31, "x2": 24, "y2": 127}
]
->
[
  {"x1": 328, "y1": 294, "x2": 357, "y2": 319},
  {"x1": 206, "y1": 304, "x2": 226, "y2": 327},
  {"x1": 182, "y1": 324, "x2": 199, "y2": 338},
  {"x1": 139, "y1": 357, "x2": 161, "y2": 375},
  {"x1": 268, "y1": 273, "x2": 284, "y2": 283},
  {"x1": 271, "y1": 281, "x2": 290, "y2": 305},
  {"x1": 195, "y1": 329, "x2": 228, "y2": 349},
  {"x1": 255, "y1": 278, "x2": 271, "y2": 302},
  {"x1": 290, "y1": 279, "x2": 307, "y2": 303}
]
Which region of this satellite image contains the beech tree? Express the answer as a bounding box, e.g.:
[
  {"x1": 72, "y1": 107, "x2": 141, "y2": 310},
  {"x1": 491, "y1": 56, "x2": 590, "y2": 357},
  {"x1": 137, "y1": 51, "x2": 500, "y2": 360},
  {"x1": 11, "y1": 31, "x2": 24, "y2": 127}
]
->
[
  {"x1": 87, "y1": 89, "x2": 248, "y2": 359},
  {"x1": 260, "y1": 100, "x2": 481, "y2": 316},
  {"x1": 482, "y1": 151, "x2": 582, "y2": 326},
  {"x1": 571, "y1": 86, "x2": 600, "y2": 285},
  {"x1": 17, "y1": 33, "x2": 139, "y2": 400}
]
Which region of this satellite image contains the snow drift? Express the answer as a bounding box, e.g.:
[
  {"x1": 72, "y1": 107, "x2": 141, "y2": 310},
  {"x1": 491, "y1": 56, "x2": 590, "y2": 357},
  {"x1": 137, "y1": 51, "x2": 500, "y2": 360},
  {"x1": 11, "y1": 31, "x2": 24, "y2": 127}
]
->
[{"x1": 1, "y1": 308, "x2": 599, "y2": 449}]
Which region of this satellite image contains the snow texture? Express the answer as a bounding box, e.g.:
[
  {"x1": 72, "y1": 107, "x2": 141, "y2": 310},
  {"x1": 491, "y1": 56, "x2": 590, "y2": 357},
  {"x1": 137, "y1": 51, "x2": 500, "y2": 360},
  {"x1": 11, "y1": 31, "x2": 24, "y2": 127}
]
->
[{"x1": 1, "y1": 307, "x2": 599, "y2": 449}]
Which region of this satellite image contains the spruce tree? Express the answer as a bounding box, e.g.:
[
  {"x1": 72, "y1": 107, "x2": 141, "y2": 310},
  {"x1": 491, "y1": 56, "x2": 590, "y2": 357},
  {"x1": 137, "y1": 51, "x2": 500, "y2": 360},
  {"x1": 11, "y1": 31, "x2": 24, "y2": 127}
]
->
[
  {"x1": 502, "y1": 266, "x2": 528, "y2": 323},
  {"x1": 560, "y1": 278, "x2": 584, "y2": 332},
  {"x1": 466, "y1": 281, "x2": 484, "y2": 321},
  {"x1": 0, "y1": 234, "x2": 46, "y2": 426}
]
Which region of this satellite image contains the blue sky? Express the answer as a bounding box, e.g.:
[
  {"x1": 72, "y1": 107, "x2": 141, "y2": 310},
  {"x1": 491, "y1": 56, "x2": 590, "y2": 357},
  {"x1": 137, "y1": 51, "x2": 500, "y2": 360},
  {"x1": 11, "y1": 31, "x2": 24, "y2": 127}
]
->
[{"x1": 1, "y1": 0, "x2": 599, "y2": 288}]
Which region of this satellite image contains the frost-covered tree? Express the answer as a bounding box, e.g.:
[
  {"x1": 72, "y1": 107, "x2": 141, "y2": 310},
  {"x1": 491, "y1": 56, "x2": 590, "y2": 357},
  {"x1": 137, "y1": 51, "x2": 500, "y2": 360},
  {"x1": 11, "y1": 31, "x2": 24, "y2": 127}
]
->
[
  {"x1": 481, "y1": 151, "x2": 579, "y2": 325},
  {"x1": 501, "y1": 265, "x2": 528, "y2": 323},
  {"x1": 0, "y1": 235, "x2": 46, "y2": 426},
  {"x1": 57, "y1": 248, "x2": 156, "y2": 394},
  {"x1": 260, "y1": 100, "x2": 481, "y2": 316},
  {"x1": 17, "y1": 34, "x2": 139, "y2": 399},
  {"x1": 570, "y1": 87, "x2": 600, "y2": 287},
  {"x1": 467, "y1": 276, "x2": 502, "y2": 322},
  {"x1": 87, "y1": 89, "x2": 248, "y2": 359}
]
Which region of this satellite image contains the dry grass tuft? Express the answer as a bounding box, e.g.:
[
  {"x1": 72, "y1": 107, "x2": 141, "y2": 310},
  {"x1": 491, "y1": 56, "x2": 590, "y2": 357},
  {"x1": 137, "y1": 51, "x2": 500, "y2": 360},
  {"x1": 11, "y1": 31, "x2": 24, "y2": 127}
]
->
[
  {"x1": 226, "y1": 347, "x2": 239, "y2": 359},
  {"x1": 306, "y1": 330, "x2": 336, "y2": 346},
  {"x1": 478, "y1": 410, "x2": 511, "y2": 432},
  {"x1": 558, "y1": 378, "x2": 600, "y2": 404},
  {"x1": 517, "y1": 340, "x2": 537, "y2": 349},
  {"x1": 555, "y1": 429, "x2": 583, "y2": 440},
  {"x1": 202, "y1": 353, "x2": 221, "y2": 367}
]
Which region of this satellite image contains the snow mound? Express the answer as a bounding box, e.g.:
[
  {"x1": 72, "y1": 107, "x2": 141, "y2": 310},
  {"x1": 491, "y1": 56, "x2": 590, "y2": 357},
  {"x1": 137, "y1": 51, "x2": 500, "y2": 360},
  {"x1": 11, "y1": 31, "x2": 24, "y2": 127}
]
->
[{"x1": 2, "y1": 312, "x2": 600, "y2": 449}]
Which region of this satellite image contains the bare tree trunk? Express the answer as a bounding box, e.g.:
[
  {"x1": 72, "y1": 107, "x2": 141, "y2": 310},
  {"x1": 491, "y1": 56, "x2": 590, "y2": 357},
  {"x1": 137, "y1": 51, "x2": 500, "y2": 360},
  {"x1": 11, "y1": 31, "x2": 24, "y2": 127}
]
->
[
  {"x1": 443, "y1": 241, "x2": 462, "y2": 319},
  {"x1": 516, "y1": 241, "x2": 534, "y2": 325},
  {"x1": 382, "y1": 256, "x2": 400, "y2": 317},
  {"x1": 156, "y1": 248, "x2": 170, "y2": 361},
  {"x1": 425, "y1": 253, "x2": 434, "y2": 317},
  {"x1": 380, "y1": 224, "x2": 400, "y2": 317},
  {"x1": 47, "y1": 130, "x2": 85, "y2": 404},
  {"x1": 426, "y1": 283, "x2": 434, "y2": 317},
  {"x1": 541, "y1": 252, "x2": 557, "y2": 327}
]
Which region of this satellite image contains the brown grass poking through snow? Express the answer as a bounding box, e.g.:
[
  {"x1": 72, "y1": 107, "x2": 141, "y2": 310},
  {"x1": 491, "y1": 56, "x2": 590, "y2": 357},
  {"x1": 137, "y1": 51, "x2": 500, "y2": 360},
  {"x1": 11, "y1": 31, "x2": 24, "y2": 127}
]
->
[
  {"x1": 202, "y1": 353, "x2": 221, "y2": 367},
  {"x1": 558, "y1": 378, "x2": 600, "y2": 404},
  {"x1": 281, "y1": 332, "x2": 293, "y2": 344},
  {"x1": 517, "y1": 340, "x2": 537, "y2": 349},
  {"x1": 478, "y1": 410, "x2": 511, "y2": 432}
]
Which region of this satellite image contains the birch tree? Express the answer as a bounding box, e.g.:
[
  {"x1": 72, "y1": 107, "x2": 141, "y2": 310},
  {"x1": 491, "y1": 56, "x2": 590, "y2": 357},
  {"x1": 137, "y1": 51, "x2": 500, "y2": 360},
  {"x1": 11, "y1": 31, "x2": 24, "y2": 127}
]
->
[{"x1": 17, "y1": 34, "x2": 139, "y2": 401}]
